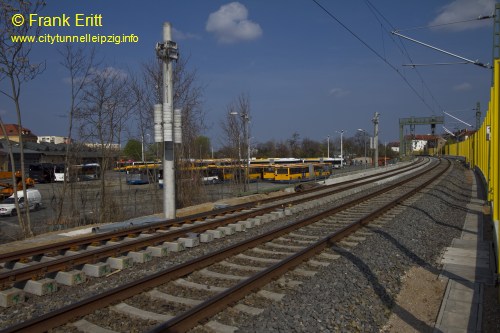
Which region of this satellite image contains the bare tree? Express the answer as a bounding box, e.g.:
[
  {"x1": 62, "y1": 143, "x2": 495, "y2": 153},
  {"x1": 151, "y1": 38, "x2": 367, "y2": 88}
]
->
[
  {"x1": 76, "y1": 66, "x2": 135, "y2": 223},
  {"x1": 220, "y1": 94, "x2": 252, "y2": 160},
  {"x1": 219, "y1": 93, "x2": 252, "y2": 191},
  {"x1": 287, "y1": 132, "x2": 301, "y2": 158},
  {"x1": 139, "y1": 56, "x2": 206, "y2": 149},
  {"x1": 138, "y1": 56, "x2": 206, "y2": 207},
  {"x1": 55, "y1": 44, "x2": 96, "y2": 225},
  {"x1": 130, "y1": 64, "x2": 156, "y2": 158},
  {"x1": 301, "y1": 137, "x2": 323, "y2": 158},
  {"x1": 220, "y1": 100, "x2": 241, "y2": 160},
  {"x1": 0, "y1": 0, "x2": 45, "y2": 238},
  {"x1": 173, "y1": 56, "x2": 206, "y2": 154},
  {"x1": 275, "y1": 141, "x2": 290, "y2": 157}
]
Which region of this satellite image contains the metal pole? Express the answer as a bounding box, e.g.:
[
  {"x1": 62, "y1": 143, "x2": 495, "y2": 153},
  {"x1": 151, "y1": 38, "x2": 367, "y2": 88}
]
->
[
  {"x1": 244, "y1": 113, "x2": 249, "y2": 192},
  {"x1": 392, "y1": 31, "x2": 491, "y2": 69},
  {"x1": 327, "y1": 135, "x2": 330, "y2": 158},
  {"x1": 238, "y1": 135, "x2": 241, "y2": 161},
  {"x1": 336, "y1": 130, "x2": 344, "y2": 168},
  {"x1": 384, "y1": 142, "x2": 387, "y2": 166},
  {"x1": 373, "y1": 112, "x2": 379, "y2": 169},
  {"x1": 162, "y1": 22, "x2": 175, "y2": 219},
  {"x1": 476, "y1": 102, "x2": 481, "y2": 130},
  {"x1": 340, "y1": 131, "x2": 343, "y2": 168},
  {"x1": 141, "y1": 134, "x2": 144, "y2": 163},
  {"x1": 364, "y1": 133, "x2": 367, "y2": 169}
]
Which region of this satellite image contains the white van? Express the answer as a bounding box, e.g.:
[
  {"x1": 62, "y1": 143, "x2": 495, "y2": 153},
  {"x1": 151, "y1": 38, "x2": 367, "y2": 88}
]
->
[{"x1": 0, "y1": 189, "x2": 42, "y2": 216}]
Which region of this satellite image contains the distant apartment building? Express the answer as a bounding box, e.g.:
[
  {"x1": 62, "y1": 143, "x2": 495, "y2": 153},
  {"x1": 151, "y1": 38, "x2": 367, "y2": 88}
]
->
[
  {"x1": 37, "y1": 136, "x2": 70, "y2": 144},
  {"x1": 0, "y1": 124, "x2": 37, "y2": 143}
]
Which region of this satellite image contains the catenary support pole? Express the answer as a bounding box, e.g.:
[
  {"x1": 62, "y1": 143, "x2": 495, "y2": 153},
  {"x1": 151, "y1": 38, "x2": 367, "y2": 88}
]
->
[
  {"x1": 164, "y1": 23, "x2": 175, "y2": 219},
  {"x1": 155, "y1": 22, "x2": 178, "y2": 219},
  {"x1": 373, "y1": 112, "x2": 379, "y2": 168}
]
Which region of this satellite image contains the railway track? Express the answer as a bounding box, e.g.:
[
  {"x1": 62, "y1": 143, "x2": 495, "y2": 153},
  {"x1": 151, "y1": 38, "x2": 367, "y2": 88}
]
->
[
  {"x1": 0, "y1": 157, "x2": 449, "y2": 332},
  {"x1": 0, "y1": 159, "x2": 426, "y2": 292}
]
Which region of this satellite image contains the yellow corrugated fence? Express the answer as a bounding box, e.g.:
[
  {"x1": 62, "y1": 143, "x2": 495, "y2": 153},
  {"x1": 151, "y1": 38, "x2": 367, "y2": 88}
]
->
[{"x1": 445, "y1": 59, "x2": 499, "y2": 274}]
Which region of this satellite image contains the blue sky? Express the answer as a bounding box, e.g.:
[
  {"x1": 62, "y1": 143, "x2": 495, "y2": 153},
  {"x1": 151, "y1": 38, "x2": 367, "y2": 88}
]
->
[{"x1": 0, "y1": 0, "x2": 495, "y2": 148}]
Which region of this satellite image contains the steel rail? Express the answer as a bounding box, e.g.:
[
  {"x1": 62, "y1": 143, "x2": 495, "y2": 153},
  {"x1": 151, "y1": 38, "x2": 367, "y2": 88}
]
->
[
  {"x1": 0, "y1": 160, "x2": 429, "y2": 287},
  {"x1": 0, "y1": 158, "x2": 443, "y2": 333},
  {"x1": 151, "y1": 158, "x2": 450, "y2": 332},
  {"x1": 0, "y1": 159, "x2": 424, "y2": 265},
  {"x1": 0, "y1": 160, "x2": 426, "y2": 263}
]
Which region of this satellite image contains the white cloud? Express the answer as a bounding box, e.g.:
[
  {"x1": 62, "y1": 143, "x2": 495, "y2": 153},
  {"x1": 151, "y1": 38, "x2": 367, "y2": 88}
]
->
[
  {"x1": 329, "y1": 88, "x2": 350, "y2": 98},
  {"x1": 206, "y1": 2, "x2": 262, "y2": 43},
  {"x1": 429, "y1": 0, "x2": 495, "y2": 31},
  {"x1": 453, "y1": 82, "x2": 472, "y2": 91}
]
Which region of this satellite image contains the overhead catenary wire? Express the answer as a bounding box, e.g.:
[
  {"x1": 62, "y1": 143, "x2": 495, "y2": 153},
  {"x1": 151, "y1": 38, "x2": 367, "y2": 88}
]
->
[
  {"x1": 391, "y1": 30, "x2": 492, "y2": 69},
  {"x1": 310, "y1": 0, "x2": 437, "y2": 114},
  {"x1": 442, "y1": 126, "x2": 456, "y2": 136},
  {"x1": 442, "y1": 108, "x2": 477, "y2": 126},
  {"x1": 402, "y1": 62, "x2": 469, "y2": 67},
  {"x1": 363, "y1": 0, "x2": 443, "y2": 114},
  {"x1": 443, "y1": 111, "x2": 473, "y2": 127},
  {"x1": 395, "y1": 14, "x2": 495, "y2": 32}
]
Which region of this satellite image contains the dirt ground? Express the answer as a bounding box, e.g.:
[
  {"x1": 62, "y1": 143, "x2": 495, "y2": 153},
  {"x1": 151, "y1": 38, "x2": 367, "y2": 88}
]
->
[
  {"x1": 383, "y1": 267, "x2": 500, "y2": 333},
  {"x1": 381, "y1": 266, "x2": 447, "y2": 332},
  {"x1": 383, "y1": 209, "x2": 500, "y2": 333}
]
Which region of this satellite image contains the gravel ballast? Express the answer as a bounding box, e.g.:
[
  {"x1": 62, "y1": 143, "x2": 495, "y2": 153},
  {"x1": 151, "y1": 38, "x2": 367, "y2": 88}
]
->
[
  {"x1": 232, "y1": 161, "x2": 475, "y2": 332},
  {"x1": 2, "y1": 160, "x2": 496, "y2": 332}
]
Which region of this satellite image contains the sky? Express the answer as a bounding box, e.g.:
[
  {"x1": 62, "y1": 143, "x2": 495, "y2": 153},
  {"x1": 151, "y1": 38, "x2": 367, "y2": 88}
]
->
[{"x1": 0, "y1": 0, "x2": 496, "y2": 149}]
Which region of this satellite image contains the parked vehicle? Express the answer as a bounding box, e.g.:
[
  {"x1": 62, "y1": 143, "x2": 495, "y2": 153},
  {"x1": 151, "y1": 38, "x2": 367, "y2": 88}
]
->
[
  {"x1": 125, "y1": 163, "x2": 160, "y2": 185},
  {"x1": 54, "y1": 163, "x2": 101, "y2": 182},
  {"x1": 53, "y1": 163, "x2": 66, "y2": 182},
  {"x1": 0, "y1": 171, "x2": 36, "y2": 200},
  {"x1": 28, "y1": 163, "x2": 55, "y2": 183},
  {"x1": 0, "y1": 189, "x2": 42, "y2": 216}
]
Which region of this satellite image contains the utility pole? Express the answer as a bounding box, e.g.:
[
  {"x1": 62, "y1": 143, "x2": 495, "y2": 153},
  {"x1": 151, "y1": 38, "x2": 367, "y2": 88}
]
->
[
  {"x1": 230, "y1": 111, "x2": 250, "y2": 192},
  {"x1": 372, "y1": 112, "x2": 379, "y2": 168},
  {"x1": 493, "y1": 3, "x2": 500, "y2": 62},
  {"x1": 475, "y1": 102, "x2": 481, "y2": 130},
  {"x1": 336, "y1": 130, "x2": 345, "y2": 168},
  {"x1": 245, "y1": 114, "x2": 250, "y2": 191},
  {"x1": 155, "y1": 22, "x2": 179, "y2": 219},
  {"x1": 327, "y1": 135, "x2": 330, "y2": 158},
  {"x1": 141, "y1": 134, "x2": 144, "y2": 163},
  {"x1": 384, "y1": 142, "x2": 387, "y2": 166}
]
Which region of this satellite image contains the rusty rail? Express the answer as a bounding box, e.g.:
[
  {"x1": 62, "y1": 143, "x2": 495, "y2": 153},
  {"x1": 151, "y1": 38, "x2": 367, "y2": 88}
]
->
[{"x1": 0, "y1": 158, "x2": 445, "y2": 333}]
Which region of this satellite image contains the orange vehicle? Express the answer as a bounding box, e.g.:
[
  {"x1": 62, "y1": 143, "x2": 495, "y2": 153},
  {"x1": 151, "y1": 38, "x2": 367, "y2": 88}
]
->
[{"x1": 0, "y1": 171, "x2": 35, "y2": 200}]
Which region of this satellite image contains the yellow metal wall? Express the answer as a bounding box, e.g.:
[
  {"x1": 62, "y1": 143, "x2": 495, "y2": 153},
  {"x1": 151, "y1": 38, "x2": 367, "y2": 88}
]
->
[{"x1": 445, "y1": 59, "x2": 500, "y2": 273}]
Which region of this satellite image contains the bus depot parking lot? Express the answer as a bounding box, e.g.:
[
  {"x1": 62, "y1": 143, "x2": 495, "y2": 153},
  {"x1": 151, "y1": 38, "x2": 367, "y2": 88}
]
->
[
  {"x1": 0, "y1": 164, "x2": 363, "y2": 243},
  {"x1": 0, "y1": 172, "x2": 161, "y2": 240},
  {"x1": 0, "y1": 171, "x2": 289, "y2": 242}
]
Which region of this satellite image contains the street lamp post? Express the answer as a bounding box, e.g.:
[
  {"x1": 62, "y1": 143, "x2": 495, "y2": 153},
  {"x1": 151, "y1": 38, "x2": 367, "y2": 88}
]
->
[
  {"x1": 372, "y1": 112, "x2": 379, "y2": 169},
  {"x1": 230, "y1": 111, "x2": 250, "y2": 192},
  {"x1": 141, "y1": 134, "x2": 145, "y2": 163},
  {"x1": 384, "y1": 142, "x2": 387, "y2": 166},
  {"x1": 357, "y1": 129, "x2": 367, "y2": 168},
  {"x1": 335, "y1": 130, "x2": 345, "y2": 168},
  {"x1": 141, "y1": 133, "x2": 151, "y2": 163},
  {"x1": 327, "y1": 135, "x2": 330, "y2": 158},
  {"x1": 236, "y1": 134, "x2": 241, "y2": 161}
]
